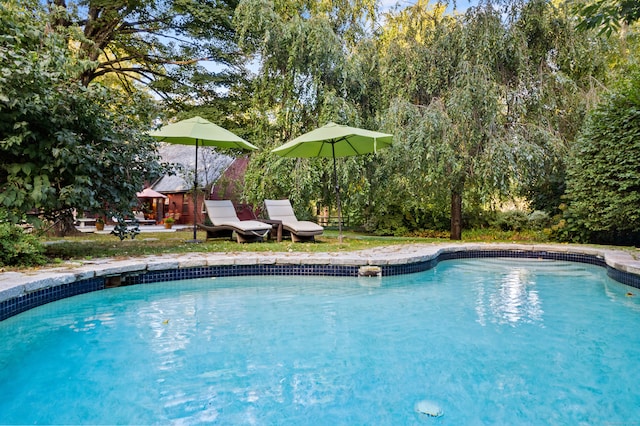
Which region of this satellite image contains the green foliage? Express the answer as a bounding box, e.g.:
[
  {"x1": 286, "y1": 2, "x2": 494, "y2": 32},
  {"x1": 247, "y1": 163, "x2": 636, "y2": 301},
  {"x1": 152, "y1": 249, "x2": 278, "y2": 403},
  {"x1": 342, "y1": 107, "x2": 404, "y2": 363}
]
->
[
  {"x1": 469, "y1": 209, "x2": 552, "y2": 233},
  {"x1": 42, "y1": 0, "x2": 241, "y2": 106},
  {"x1": 236, "y1": 0, "x2": 382, "y2": 221},
  {"x1": 576, "y1": 0, "x2": 640, "y2": 36},
  {"x1": 560, "y1": 69, "x2": 640, "y2": 244},
  {"x1": 492, "y1": 210, "x2": 530, "y2": 232},
  {"x1": 0, "y1": 222, "x2": 45, "y2": 267},
  {"x1": 372, "y1": 0, "x2": 610, "y2": 238},
  {"x1": 513, "y1": 0, "x2": 611, "y2": 214},
  {"x1": 236, "y1": 0, "x2": 614, "y2": 239},
  {"x1": 0, "y1": 2, "x2": 167, "y2": 232},
  {"x1": 235, "y1": 0, "x2": 349, "y2": 141},
  {"x1": 528, "y1": 210, "x2": 552, "y2": 230}
]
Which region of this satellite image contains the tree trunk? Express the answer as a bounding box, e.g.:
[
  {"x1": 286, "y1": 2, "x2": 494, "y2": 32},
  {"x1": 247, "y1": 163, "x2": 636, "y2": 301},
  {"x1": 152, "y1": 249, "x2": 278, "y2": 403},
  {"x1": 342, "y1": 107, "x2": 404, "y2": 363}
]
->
[
  {"x1": 52, "y1": 215, "x2": 83, "y2": 237},
  {"x1": 450, "y1": 190, "x2": 462, "y2": 240}
]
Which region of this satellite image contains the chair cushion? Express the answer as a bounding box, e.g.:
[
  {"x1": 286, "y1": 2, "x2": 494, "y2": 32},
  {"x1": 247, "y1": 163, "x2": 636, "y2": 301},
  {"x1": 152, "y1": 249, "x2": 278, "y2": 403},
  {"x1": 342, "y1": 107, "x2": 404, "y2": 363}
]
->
[
  {"x1": 264, "y1": 199, "x2": 298, "y2": 222},
  {"x1": 283, "y1": 220, "x2": 323, "y2": 233},
  {"x1": 205, "y1": 200, "x2": 240, "y2": 226},
  {"x1": 264, "y1": 199, "x2": 323, "y2": 236},
  {"x1": 216, "y1": 220, "x2": 271, "y2": 232}
]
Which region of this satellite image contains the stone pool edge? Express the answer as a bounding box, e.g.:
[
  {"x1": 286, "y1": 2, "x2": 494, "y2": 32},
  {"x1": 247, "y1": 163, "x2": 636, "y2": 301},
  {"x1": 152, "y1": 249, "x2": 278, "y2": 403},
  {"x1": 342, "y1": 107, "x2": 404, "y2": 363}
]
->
[{"x1": 1, "y1": 242, "x2": 640, "y2": 321}]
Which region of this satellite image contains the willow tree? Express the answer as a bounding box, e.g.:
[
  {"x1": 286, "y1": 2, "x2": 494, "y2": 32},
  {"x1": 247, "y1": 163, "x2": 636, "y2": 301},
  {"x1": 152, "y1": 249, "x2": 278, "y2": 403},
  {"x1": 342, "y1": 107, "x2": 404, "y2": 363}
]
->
[
  {"x1": 373, "y1": 0, "x2": 609, "y2": 239},
  {"x1": 234, "y1": 0, "x2": 380, "y2": 216}
]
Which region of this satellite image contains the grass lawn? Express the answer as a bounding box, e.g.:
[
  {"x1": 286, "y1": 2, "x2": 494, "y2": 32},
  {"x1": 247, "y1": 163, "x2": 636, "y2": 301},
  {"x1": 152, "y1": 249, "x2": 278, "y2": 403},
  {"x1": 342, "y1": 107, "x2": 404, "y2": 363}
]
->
[{"x1": 41, "y1": 227, "x2": 551, "y2": 265}]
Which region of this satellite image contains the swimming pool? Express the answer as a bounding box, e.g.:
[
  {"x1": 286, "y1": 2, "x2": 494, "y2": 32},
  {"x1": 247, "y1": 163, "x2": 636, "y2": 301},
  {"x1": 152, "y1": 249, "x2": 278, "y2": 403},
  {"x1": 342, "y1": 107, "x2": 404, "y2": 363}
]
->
[{"x1": 0, "y1": 258, "x2": 639, "y2": 424}]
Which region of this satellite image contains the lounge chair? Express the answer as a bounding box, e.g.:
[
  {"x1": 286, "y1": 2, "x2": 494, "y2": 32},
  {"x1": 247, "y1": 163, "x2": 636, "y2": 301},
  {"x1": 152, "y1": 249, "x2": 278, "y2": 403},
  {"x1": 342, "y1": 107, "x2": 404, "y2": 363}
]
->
[
  {"x1": 198, "y1": 200, "x2": 271, "y2": 243},
  {"x1": 264, "y1": 199, "x2": 324, "y2": 242}
]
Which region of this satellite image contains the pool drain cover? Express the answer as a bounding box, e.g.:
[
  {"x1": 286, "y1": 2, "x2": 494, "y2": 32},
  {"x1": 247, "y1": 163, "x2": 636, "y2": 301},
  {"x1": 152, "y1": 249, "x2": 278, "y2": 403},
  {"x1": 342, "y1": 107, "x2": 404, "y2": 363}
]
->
[{"x1": 415, "y1": 400, "x2": 444, "y2": 417}]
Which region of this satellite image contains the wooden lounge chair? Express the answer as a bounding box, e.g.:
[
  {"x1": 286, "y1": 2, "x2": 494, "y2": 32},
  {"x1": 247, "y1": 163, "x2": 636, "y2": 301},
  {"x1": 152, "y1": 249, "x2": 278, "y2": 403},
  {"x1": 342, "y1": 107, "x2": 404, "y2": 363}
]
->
[
  {"x1": 198, "y1": 200, "x2": 271, "y2": 243},
  {"x1": 264, "y1": 199, "x2": 324, "y2": 242}
]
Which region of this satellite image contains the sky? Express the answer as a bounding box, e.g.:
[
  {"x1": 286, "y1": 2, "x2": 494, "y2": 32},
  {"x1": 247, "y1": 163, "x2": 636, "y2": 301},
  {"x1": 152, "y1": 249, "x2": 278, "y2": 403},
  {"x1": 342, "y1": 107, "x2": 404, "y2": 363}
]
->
[{"x1": 379, "y1": 0, "x2": 479, "y2": 14}]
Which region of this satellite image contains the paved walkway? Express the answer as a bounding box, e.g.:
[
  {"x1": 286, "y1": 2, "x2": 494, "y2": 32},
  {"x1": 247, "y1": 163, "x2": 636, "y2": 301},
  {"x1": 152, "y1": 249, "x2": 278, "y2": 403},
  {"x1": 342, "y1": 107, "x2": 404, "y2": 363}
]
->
[{"x1": 2, "y1": 243, "x2": 640, "y2": 305}]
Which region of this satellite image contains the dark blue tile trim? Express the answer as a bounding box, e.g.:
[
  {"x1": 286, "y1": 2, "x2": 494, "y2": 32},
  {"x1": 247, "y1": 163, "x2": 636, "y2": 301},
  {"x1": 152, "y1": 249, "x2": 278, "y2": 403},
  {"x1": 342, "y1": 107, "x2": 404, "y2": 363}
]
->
[
  {"x1": 1, "y1": 249, "x2": 638, "y2": 322},
  {"x1": 0, "y1": 277, "x2": 104, "y2": 322},
  {"x1": 607, "y1": 267, "x2": 640, "y2": 290},
  {"x1": 381, "y1": 250, "x2": 607, "y2": 276},
  {"x1": 123, "y1": 264, "x2": 361, "y2": 286}
]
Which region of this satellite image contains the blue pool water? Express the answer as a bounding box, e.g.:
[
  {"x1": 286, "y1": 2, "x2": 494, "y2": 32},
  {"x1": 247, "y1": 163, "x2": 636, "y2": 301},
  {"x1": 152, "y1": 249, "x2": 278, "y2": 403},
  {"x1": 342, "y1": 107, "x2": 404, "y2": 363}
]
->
[{"x1": 1, "y1": 258, "x2": 639, "y2": 424}]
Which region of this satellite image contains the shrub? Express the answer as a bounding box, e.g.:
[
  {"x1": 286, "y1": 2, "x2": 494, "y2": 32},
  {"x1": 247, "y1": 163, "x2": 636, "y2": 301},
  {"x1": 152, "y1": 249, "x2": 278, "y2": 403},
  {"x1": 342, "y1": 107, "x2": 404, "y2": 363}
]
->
[
  {"x1": 528, "y1": 210, "x2": 552, "y2": 230},
  {"x1": 492, "y1": 210, "x2": 529, "y2": 232},
  {"x1": 561, "y1": 69, "x2": 640, "y2": 244},
  {"x1": 0, "y1": 222, "x2": 46, "y2": 267}
]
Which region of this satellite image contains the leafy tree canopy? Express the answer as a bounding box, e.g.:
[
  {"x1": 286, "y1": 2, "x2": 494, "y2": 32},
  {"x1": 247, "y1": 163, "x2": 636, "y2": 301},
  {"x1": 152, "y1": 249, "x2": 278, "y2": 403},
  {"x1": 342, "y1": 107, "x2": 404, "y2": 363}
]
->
[
  {"x1": 46, "y1": 0, "x2": 243, "y2": 107},
  {"x1": 235, "y1": 0, "x2": 616, "y2": 238},
  {"x1": 236, "y1": 0, "x2": 381, "y2": 216},
  {"x1": 576, "y1": 0, "x2": 640, "y2": 35},
  {"x1": 370, "y1": 0, "x2": 609, "y2": 238},
  {"x1": 0, "y1": 1, "x2": 166, "y2": 234}
]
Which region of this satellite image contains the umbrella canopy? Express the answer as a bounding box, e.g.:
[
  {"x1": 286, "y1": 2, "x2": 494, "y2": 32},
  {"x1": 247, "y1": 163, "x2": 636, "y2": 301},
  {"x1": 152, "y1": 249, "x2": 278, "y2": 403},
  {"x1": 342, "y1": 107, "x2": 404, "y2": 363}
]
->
[
  {"x1": 149, "y1": 116, "x2": 259, "y2": 242},
  {"x1": 136, "y1": 187, "x2": 167, "y2": 199},
  {"x1": 272, "y1": 122, "x2": 393, "y2": 158},
  {"x1": 272, "y1": 122, "x2": 393, "y2": 242},
  {"x1": 149, "y1": 116, "x2": 259, "y2": 150}
]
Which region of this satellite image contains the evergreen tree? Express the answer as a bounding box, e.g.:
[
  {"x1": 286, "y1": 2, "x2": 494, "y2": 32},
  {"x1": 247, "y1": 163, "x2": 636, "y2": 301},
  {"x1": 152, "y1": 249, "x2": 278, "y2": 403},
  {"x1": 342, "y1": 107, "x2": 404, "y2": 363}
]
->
[{"x1": 561, "y1": 69, "x2": 640, "y2": 244}]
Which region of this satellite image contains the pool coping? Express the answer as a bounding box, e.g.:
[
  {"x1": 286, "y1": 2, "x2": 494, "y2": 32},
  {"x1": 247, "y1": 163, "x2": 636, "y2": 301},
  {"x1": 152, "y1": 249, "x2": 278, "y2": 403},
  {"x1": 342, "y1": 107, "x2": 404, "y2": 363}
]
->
[{"x1": 2, "y1": 242, "x2": 640, "y2": 321}]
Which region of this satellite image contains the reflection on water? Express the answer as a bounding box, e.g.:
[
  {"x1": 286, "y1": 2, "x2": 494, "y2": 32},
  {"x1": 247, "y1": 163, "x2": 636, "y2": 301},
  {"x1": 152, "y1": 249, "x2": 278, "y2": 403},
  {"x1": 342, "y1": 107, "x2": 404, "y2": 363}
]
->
[
  {"x1": 68, "y1": 312, "x2": 115, "y2": 332},
  {"x1": 475, "y1": 267, "x2": 543, "y2": 326},
  {"x1": 145, "y1": 293, "x2": 199, "y2": 372},
  {"x1": 603, "y1": 280, "x2": 640, "y2": 312}
]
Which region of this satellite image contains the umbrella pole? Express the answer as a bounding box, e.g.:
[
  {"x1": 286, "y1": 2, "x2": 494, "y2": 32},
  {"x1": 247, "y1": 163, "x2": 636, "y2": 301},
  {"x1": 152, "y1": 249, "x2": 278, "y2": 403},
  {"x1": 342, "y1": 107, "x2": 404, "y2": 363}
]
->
[
  {"x1": 192, "y1": 139, "x2": 199, "y2": 242},
  {"x1": 332, "y1": 144, "x2": 343, "y2": 243}
]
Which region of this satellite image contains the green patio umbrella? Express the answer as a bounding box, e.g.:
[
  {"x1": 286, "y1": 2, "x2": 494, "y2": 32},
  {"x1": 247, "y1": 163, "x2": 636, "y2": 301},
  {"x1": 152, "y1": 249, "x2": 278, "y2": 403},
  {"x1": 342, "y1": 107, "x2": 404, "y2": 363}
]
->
[
  {"x1": 150, "y1": 116, "x2": 259, "y2": 242},
  {"x1": 272, "y1": 122, "x2": 393, "y2": 242}
]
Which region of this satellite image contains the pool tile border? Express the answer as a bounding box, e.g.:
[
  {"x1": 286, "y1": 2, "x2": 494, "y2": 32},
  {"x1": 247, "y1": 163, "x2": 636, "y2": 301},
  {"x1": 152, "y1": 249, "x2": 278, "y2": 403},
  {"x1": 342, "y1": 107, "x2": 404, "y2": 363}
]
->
[
  {"x1": 2, "y1": 243, "x2": 640, "y2": 321},
  {"x1": 0, "y1": 278, "x2": 103, "y2": 321}
]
